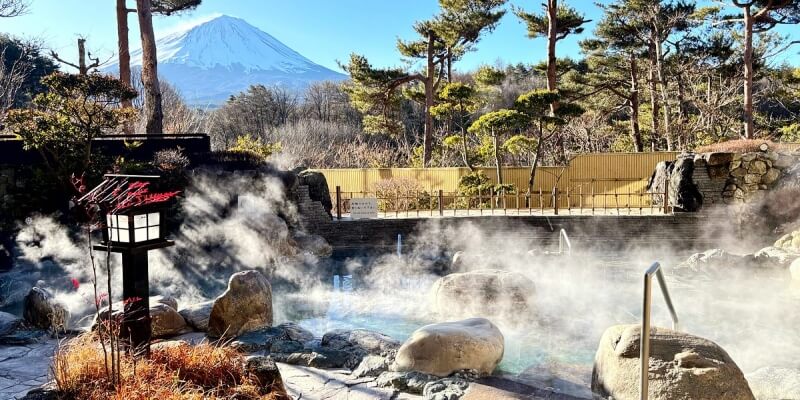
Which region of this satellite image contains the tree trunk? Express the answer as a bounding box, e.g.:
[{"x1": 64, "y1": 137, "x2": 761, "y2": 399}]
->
[
  {"x1": 422, "y1": 31, "x2": 435, "y2": 167},
  {"x1": 546, "y1": 0, "x2": 559, "y2": 114},
  {"x1": 493, "y1": 132, "x2": 503, "y2": 185},
  {"x1": 742, "y1": 5, "x2": 755, "y2": 139},
  {"x1": 136, "y1": 0, "x2": 163, "y2": 134},
  {"x1": 116, "y1": 0, "x2": 133, "y2": 133},
  {"x1": 461, "y1": 127, "x2": 474, "y2": 171},
  {"x1": 77, "y1": 39, "x2": 87, "y2": 75},
  {"x1": 648, "y1": 48, "x2": 661, "y2": 148},
  {"x1": 654, "y1": 34, "x2": 673, "y2": 151},
  {"x1": 629, "y1": 53, "x2": 643, "y2": 152},
  {"x1": 527, "y1": 124, "x2": 544, "y2": 196}
]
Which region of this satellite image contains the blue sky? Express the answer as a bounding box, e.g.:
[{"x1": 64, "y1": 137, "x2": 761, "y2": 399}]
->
[{"x1": 3, "y1": 0, "x2": 798, "y2": 73}]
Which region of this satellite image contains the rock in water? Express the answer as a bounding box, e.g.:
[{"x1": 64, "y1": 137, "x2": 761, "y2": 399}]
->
[
  {"x1": 746, "y1": 367, "x2": 800, "y2": 400},
  {"x1": 23, "y1": 287, "x2": 69, "y2": 332},
  {"x1": 592, "y1": 325, "x2": 754, "y2": 400},
  {"x1": 208, "y1": 270, "x2": 273, "y2": 338},
  {"x1": 150, "y1": 303, "x2": 189, "y2": 338},
  {"x1": 393, "y1": 318, "x2": 504, "y2": 377},
  {"x1": 430, "y1": 269, "x2": 535, "y2": 321},
  {"x1": 321, "y1": 328, "x2": 401, "y2": 355},
  {"x1": 297, "y1": 169, "x2": 332, "y2": 216},
  {"x1": 775, "y1": 229, "x2": 800, "y2": 253},
  {"x1": 178, "y1": 301, "x2": 213, "y2": 332},
  {"x1": 0, "y1": 311, "x2": 22, "y2": 336}
]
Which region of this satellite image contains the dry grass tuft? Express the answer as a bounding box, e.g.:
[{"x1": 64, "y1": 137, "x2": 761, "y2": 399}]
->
[
  {"x1": 694, "y1": 139, "x2": 796, "y2": 153},
  {"x1": 53, "y1": 334, "x2": 289, "y2": 400}
]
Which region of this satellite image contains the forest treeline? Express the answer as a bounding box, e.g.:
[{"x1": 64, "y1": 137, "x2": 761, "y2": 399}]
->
[{"x1": 1, "y1": 0, "x2": 799, "y2": 170}]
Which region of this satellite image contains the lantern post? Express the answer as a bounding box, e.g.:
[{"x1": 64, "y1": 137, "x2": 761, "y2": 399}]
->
[{"x1": 78, "y1": 174, "x2": 177, "y2": 357}]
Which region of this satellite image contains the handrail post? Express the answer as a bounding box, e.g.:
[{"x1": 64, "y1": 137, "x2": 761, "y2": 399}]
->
[
  {"x1": 641, "y1": 262, "x2": 680, "y2": 400},
  {"x1": 663, "y1": 178, "x2": 670, "y2": 214},
  {"x1": 438, "y1": 190, "x2": 444, "y2": 216},
  {"x1": 553, "y1": 187, "x2": 559, "y2": 215},
  {"x1": 335, "y1": 186, "x2": 341, "y2": 220}
]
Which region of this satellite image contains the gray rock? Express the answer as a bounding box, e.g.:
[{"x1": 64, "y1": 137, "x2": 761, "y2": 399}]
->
[
  {"x1": 430, "y1": 269, "x2": 535, "y2": 321},
  {"x1": 592, "y1": 324, "x2": 754, "y2": 400},
  {"x1": 208, "y1": 270, "x2": 273, "y2": 338},
  {"x1": 352, "y1": 355, "x2": 391, "y2": 378},
  {"x1": 321, "y1": 328, "x2": 400, "y2": 356},
  {"x1": 297, "y1": 169, "x2": 333, "y2": 216},
  {"x1": 178, "y1": 301, "x2": 213, "y2": 332},
  {"x1": 245, "y1": 355, "x2": 285, "y2": 389},
  {"x1": 292, "y1": 231, "x2": 333, "y2": 258},
  {"x1": 669, "y1": 155, "x2": 703, "y2": 212},
  {"x1": 23, "y1": 287, "x2": 68, "y2": 332},
  {"x1": 0, "y1": 310, "x2": 22, "y2": 336},
  {"x1": 283, "y1": 348, "x2": 358, "y2": 369},
  {"x1": 21, "y1": 385, "x2": 59, "y2": 400},
  {"x1": 149, "y1": 303, "x2": 189, "y2": 338},
  {"x1": 377, "y1": 371, "x2": 439, "y2": 395},
  {"x1": 231, "y1": 322, "x2": 314, "y2": 353},
  {"x1": 753, "y1": 246, "x2": 798, "y2": 268},
  {"x1": 746, "y1": 367, "x2": 800, "y2": 400},
  {"x1": 423, "y1": 377, "x2": 470, "y2": 400}
]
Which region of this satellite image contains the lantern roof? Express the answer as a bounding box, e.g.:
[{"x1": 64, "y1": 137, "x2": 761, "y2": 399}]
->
[{"x1": 77, "y1": 174, "x2": 178, "y2": 214}]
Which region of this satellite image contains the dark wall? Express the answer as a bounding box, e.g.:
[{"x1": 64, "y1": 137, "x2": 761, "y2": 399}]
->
[
  {"x1": 312, "y1": 214, "x2": 715, "y2": 255},
  {"x1": 0, "y1": 134, "x2": 211, "y2": 166}
]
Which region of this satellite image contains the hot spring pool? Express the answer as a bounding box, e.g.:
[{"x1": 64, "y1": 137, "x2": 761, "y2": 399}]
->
[{"x1": 275, "y1": 253, "x2": 800, "y2": 385}]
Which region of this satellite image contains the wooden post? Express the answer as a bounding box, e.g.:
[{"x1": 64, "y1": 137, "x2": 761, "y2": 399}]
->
[
  {"x1": 335, "y1": 186, "x2": 341, "y2": 220},
  {"x1": 438, "y1": 190, "x2": 444, "y2": 216},
  {"x1": 553, "y1": 187, "x2": 559, "y2": 215},
  {"x1": 490, "y1": 189, "x2": 494, "y2": 215},
  {"x1": 539, "y1": 187, "x2": 544, "y2": 214},
  {"x1": 663, "y1": 179, "x2": 670, "y2": 214}
]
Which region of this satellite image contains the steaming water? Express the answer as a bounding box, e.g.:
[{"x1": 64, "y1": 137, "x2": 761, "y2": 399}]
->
[{"x1": 273, "y1": 253, "x2": 800, "y2": 383}]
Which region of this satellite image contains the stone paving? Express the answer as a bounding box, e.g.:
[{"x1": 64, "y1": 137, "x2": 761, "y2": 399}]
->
[
  {"x1": 0, "y1": 340, "x2": 58, "y2": 400},
  {"x1": 277, "y1": 363, "x2": 420, "y2": 400}
]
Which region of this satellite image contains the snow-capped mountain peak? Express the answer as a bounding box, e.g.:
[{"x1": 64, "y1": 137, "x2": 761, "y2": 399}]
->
[{"x1": 119, "y1": 15, "x2": 345, "y2": 105}]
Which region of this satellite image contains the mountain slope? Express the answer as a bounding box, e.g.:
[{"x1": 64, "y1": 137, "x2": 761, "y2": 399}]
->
[{"x1": 115, "y1": 15, "x2": 346, "y2": 106}]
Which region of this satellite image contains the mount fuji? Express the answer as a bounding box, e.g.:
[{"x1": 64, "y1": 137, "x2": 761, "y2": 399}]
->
[{"x1": 113, "y1": 15, "x2": 346, "y2": 106}]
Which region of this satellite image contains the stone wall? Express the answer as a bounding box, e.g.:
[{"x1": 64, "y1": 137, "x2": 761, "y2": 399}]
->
[{"x1": 721, "y1": 151, "x2": 798, "y2": 204}]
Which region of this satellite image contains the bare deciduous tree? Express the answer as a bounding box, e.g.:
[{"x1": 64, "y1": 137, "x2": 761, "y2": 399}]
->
[{"x1": 0, "y1": 0, "x2": 29, "y2": 18}]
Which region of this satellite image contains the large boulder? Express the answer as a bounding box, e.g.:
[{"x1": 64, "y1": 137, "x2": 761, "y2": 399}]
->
[
  {"x1": 297, "y1": 169, "x2": 332, "y2": 216},
  {"x1": 746, "y1": 367, "x2": 800, "y2": 400},
  {"x1": 669, "y1": 155, "x2": 704, "y2": 212},
  {"x1": 23, "y1": 287, "x2": 69, "y2": 332},
  {"x1": 430, "y1": 269, "x2": 535, "y2": 321},
  {"x1": 231, "y1": 322, "x2": 314, "y2": 353},
  {"x1": 392, "y1": 318, "x2": 504, "y2": 377},
  {"x1": 178, "y1": 301, "x2": 213, "y2": 332},
  {"x1": 592, "y1": 324, "x2": 754, "y2": 400},
  {"x1": 208, "y1": 270, "x2": 273, "y2": 338}
]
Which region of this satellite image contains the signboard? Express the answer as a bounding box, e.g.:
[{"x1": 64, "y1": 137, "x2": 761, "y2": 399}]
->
[{"x1": 350, "y1": 198, "x2": 378, "y2": 219}]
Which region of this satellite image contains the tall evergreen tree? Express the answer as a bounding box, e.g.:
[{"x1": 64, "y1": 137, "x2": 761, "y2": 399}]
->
[
  {"x1": 344, "y1": 0, "x2": 506, "y2": 167},
  {"x1": 514, "y1": 0, "x2": 589, "y2": 113},
  {"x1": 720, "y1": 0, "x2": 800, "y2": 138}
]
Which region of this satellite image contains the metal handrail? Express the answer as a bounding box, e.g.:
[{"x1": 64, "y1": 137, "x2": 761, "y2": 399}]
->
[
  {"x1": 640, "y1": 262, "x2": 679, "y2": 400},
  {"x1": 558, "y1": 229, "x2": 572, "y2": 255}
]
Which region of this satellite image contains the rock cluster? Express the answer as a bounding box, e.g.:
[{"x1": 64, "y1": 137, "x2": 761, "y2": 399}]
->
[{"x1": 721, "y1": 151, "x2": 796, "y2": 203}]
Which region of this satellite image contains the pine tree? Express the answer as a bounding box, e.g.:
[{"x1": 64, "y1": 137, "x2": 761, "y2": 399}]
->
[
  {"x1": 344, "y1": 0, "x2": 506, "y2": 167},
  {"x1": 720, "y1": 0, "x2": 800, "y2": 139}
]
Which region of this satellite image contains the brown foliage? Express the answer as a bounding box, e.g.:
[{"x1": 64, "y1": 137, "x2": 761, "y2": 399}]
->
[
  {"x1": 695, "y1": 139, "x2": 796, "y2": 153},
  {"x1": 53, "y1": 334, "x2": 289, "y2": 400}
]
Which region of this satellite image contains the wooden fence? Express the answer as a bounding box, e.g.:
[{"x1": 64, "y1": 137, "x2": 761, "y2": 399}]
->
[{"x1": 318, "y1": 152, "x2": 679, "y2": 198}]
